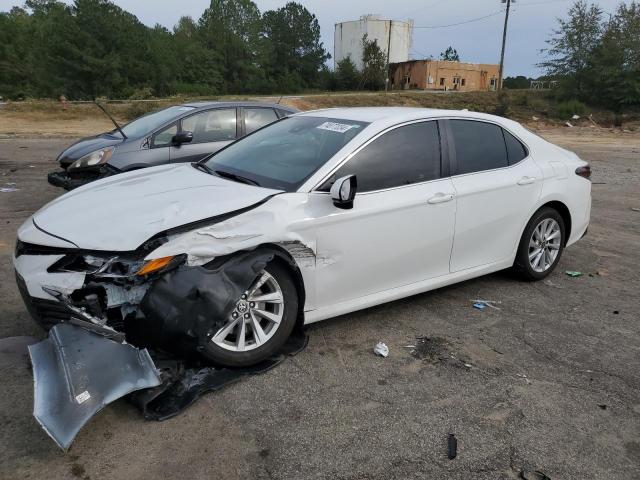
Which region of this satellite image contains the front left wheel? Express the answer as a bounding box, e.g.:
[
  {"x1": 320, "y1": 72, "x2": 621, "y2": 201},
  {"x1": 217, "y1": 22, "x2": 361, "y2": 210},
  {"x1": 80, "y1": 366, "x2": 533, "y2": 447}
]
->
[{"x1": 201, "y1": 261, "x2": 298, "y2": 367}]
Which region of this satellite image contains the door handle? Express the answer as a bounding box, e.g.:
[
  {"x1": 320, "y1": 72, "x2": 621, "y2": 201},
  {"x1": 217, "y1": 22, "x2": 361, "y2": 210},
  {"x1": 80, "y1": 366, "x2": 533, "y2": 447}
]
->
[
  {"x1": 517, "y1": 176, "x2": 536, "y2": 186},
  {"x1": 427, "y1": 193, "x2": 455, "y2": 204}
]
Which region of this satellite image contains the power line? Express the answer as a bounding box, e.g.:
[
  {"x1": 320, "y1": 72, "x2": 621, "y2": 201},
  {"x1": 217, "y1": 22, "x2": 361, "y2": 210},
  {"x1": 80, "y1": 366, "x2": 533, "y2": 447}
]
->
[{"x1": 413, "y1": 9, "x2": 506, "y2": 29}]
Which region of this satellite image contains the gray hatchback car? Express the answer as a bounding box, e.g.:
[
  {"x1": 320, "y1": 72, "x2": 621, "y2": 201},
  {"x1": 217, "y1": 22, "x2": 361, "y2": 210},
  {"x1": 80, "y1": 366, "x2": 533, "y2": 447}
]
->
[{"x1": 48, "y1": 101, "x2": 298, "y2": 189}]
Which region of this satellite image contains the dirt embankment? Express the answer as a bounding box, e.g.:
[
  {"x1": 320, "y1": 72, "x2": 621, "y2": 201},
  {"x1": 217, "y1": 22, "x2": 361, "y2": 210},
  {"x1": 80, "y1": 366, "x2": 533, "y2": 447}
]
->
[{"x1": 1, "y1": 91, "x2": 637, "y2": 138}]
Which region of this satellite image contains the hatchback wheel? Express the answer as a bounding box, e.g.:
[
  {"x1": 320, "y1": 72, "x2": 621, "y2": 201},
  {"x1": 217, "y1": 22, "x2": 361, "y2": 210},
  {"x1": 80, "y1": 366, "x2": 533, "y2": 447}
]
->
[
  {"x1": 201, "y1": 261, "x2": 298, "y2": 367},
  {"x1": 514, "y1": 207, "x2": 566, "y2": 280}
]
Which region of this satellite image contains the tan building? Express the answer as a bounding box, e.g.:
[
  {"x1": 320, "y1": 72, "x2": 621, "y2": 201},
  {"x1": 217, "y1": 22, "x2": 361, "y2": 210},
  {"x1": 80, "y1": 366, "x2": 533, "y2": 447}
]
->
[{"x1": 390, "y1": 60, "x2": 500, "y2": 92}]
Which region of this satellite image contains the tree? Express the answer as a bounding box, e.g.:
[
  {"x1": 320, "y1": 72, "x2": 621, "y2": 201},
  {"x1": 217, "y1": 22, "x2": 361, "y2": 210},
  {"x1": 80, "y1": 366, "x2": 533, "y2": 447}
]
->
[
  {"x1": 261, "y1": 2, "x2": 330, "y2": 91},
  {"x1": 503, "y1": 76, "x2": 532, "y2": 89},
  {"x1": 198, "y1": 0, "x2": 262, "y2": 93},
  {"x1": 359, "y1": 34, "x2": 386, "y2": 90},
  {"x1": 439, "y1": 46, "x2": 460, "y2": 61},
  {"x1": 335, "y1": 56, "x2": 359, "y2": 91},
  {"x1": 539, "y1": 0, "x2": 603, "y2": 98},
  {"x1": 583, "y1": 2, "x2": 640, "y2": 112}
]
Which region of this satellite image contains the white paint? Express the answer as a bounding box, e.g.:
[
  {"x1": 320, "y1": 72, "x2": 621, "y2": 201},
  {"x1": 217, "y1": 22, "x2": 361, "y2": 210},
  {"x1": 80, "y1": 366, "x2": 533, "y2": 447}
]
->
[
  {"x1": 15, "y1": 108, "x2": 591, "y2": 330},
  {"x1": 334, "y1": 15, "x2": 412, "y2": 70}
]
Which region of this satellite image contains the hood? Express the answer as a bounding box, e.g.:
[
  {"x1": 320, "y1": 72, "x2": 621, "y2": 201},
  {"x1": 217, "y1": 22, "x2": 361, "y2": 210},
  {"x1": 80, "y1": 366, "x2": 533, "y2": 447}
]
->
[
  {"x1": 32, "y1": 164, "x2": 282, "y2": 251},
  {"x1": 58, "y1": 133, "x2": 126, "y2": 167}
]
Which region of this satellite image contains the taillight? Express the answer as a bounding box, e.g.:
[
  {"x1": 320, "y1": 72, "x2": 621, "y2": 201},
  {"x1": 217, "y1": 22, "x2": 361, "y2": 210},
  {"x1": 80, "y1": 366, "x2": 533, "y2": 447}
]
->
[{"x1": 575, "y1": 165, "x2": 591, "y2": 180}]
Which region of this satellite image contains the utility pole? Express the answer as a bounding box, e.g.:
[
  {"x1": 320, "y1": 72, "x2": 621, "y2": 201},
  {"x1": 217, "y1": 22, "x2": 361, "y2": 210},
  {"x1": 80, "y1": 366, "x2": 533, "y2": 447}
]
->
[
  {"x1": 385, "y1": 20, "x2": 392, "y2": 93},
  {"x1": 498, "y1": 0, "x2": 514, "y2": 90}
]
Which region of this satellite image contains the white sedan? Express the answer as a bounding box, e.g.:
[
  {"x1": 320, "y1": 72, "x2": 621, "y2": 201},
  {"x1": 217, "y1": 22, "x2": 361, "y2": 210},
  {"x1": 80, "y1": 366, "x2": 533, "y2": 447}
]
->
[{"x1": 14, "y1": 108, "x2": 591, "y2": 366}]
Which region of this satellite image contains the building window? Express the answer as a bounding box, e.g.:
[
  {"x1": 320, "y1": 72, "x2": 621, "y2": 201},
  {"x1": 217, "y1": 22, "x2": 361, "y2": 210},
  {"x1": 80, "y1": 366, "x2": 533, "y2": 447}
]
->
[
  {"x1": 439, "y1": 78, "x2": 445, "y2": 86},
  {"x1": 453, "y1": 77, "x2": 460, "y2": 85},
  {"x1": 461, "y1": 79, "x2": 466, "y2": 86}
]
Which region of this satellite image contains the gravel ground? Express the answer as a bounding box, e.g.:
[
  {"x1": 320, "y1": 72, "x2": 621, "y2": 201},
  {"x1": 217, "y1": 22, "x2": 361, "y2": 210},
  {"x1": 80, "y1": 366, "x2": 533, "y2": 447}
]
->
[{"x1": 0, "y1": 128, "x2": 639, "y2": 480}]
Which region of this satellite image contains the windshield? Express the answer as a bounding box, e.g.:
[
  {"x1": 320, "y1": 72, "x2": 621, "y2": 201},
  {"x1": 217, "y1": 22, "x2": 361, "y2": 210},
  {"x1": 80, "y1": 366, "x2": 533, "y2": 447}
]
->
[
  {"x1": 203, "y1": 116, "x2": 369, "y2": 191},
  {"x1": 120, "y1": 105, "x2": 195, "y2": 138}
]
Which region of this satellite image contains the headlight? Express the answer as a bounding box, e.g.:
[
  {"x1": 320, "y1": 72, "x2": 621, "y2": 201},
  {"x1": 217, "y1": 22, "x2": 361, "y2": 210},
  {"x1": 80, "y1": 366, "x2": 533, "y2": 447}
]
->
[{"x1": 68, "y1": 147, "x2": 114, "y2": 170}]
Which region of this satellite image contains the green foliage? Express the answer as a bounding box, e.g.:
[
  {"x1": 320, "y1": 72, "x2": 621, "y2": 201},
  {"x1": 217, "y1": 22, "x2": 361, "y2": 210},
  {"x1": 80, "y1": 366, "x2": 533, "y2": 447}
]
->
[
  {"x1": 557, "y1": 99, "x2": 587, "y2": 118},
  {"x1": 0, "y1": 0, "x2": 331, "y2": 99},
  {"x1": 360, "y1": 34, "x2": 387, "y2": 91},
  {"x1": 439, "y1": 46, "x2": 460, "y2": 62},
  {"x1": 540, "y1": 1, "x2": 640, "y2": 112},
  {"x1": 503, "y1": 76, "x2": 532, "y2": 90},
  {"x1": 335, "y1": 56, "x2": 360, "y2": 91}
]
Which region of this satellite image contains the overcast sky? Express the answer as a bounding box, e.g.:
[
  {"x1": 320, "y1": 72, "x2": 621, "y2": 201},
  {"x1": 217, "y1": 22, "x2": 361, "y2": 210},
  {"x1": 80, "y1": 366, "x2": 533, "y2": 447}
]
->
[{"x1": 2, "y1": 0, "x2": 624, "y2": 77}]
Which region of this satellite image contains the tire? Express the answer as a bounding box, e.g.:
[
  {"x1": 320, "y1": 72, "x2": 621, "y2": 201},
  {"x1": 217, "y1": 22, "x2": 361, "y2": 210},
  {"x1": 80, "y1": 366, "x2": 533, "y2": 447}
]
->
[
  {"x1": 513, "y1": 207, "x2": 566, "y2": 281},
  {"x1": 201, "y1": 261, "x2": 298, "y2": 367}
]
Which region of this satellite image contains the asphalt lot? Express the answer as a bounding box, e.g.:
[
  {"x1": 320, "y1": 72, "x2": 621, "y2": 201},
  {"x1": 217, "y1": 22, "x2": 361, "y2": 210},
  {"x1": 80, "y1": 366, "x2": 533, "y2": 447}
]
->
[{"x1": 1, "y1": 130, "x2": 639, "y2": 479}]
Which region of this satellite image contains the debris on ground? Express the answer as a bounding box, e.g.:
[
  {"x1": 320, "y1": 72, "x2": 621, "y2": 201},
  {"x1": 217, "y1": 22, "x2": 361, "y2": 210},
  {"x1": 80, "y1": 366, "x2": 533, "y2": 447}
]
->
[
  {"x1": 374, "y1": 342, "x2": 389, "y2": 358},
  {"x1": 589, "y1": 269, "x2": 609, "y2": 277},
  {"x1": 519, "y1": 469, "x2": 551, "y2": 480},
  {"x1": 532, "y1": 116, "x2": 539, "y2": 121},
  {"x1": 1, "y1": 187, "x2": 19, "y2": 193},
  {"x1": 410, "y1": 336, "x2": 450, "y2": 362},
  {"x1": 472, "y1": 299, "x2": 501, "y2": 310},
  {"x1": 447, "y1": 433, "x2": 457, "y2": 459},
  {"x1": 572, "y1": 114, "x2": 581, "y2": 120},
  {"x1": 565, "y1": 271, "x2": 583, "y2": 277},
  {"x1": 516, "y1": 373, "x2": 532, "y2": 385},
  {"x1": 565, "y1": 121, "x2": 574, "y2": 128},
  {"x1": 28, "y1": 323, "x2": 161, "y2": 450},
  {"x1": 598, "y1": 404, "x2": 607, "y2": 410},
  {"x1": 131, "y1": 331, "x2": 308, "y2": 421},
  {"x1": 631, "y1": 207, "x2": 640, "y2": 212}
]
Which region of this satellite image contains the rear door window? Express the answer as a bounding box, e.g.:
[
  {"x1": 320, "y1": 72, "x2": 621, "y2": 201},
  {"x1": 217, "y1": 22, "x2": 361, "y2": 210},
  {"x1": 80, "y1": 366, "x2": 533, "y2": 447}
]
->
[
  {"x1": 182, "y1": 109, "x2": 237, "y2": 143},
  {"x1": 503, "y1": 129, "x2": 528, "y2": 165},
  {"x1": 245, "y1": 108, "x2": 279, "y2": 134},
  {"x1": 320, "y1": 121, "x2": 441, "y2": 192},
  {"x1": 450, "y1": 120, "x2": 508, "y2": 174}
]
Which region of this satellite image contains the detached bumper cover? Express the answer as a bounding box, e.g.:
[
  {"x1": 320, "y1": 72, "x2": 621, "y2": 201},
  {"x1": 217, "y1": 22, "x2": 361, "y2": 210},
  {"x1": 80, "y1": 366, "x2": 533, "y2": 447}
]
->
[
  {"x1": 28, "y1": 323, "x2": 161, "y2": 450},
  {"x1": 47, "y1": 165, "x2": 118, "y2": 190}
]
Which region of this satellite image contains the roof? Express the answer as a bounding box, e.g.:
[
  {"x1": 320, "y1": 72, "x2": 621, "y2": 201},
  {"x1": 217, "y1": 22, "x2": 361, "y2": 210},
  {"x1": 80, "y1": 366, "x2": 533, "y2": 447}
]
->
[
  {"x1": 296, "y1": 106, "x2": 514, "y2": 126},
  {"x1": 182, "y1": 101, "x2": 297, "y2": 111}
]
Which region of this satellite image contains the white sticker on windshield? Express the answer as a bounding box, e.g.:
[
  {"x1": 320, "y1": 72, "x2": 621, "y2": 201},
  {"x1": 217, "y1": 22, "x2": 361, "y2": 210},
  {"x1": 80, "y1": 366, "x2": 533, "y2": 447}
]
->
[
  {"x1": 178, "y1": 106, "x2": 195, "y2": 111},
  {"x1": 316, "y1": 122, "x2": 355, "y2": 133}
]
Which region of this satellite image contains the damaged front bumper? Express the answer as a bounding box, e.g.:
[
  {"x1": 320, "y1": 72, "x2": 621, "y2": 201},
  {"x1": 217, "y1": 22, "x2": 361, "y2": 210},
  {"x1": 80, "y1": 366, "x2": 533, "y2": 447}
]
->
[
  {"x1": 29, "y1": 322, "x2": 161, "y2": 450},
  {"x1": 47, "y1": 165, "x2": 118, "y2": 190}
]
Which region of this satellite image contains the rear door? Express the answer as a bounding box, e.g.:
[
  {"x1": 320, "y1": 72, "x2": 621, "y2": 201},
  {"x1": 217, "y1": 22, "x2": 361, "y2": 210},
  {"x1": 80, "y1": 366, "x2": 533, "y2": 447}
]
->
[
  {"x1": 241, "y1": 107, "x2": 280, "y2": 136},
  {"x1": 446, "y1": 119, "x2": 542, "y2": 272},
  {"x1": 311, "y1": 120, "x2": 457, "y2": 307},
  {"x1": 170, "y1": 108, "x2": 238, "y2": 163}
]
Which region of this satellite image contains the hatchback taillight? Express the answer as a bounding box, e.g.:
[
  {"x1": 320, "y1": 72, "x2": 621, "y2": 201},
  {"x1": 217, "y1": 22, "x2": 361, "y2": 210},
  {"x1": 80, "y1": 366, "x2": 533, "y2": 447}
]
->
[{"x1": 575, "y1": 165, "x2": 591, "y2": 180}]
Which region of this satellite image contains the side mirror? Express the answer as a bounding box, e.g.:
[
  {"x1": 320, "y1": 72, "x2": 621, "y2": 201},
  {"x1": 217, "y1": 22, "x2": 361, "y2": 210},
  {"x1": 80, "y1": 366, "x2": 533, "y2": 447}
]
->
[
  {"x1": 330, "y1": 175, "x2": 357, "y2": 209},
  {"x1": 172, "y1": 131, "x2": 193, "y2": 145}
]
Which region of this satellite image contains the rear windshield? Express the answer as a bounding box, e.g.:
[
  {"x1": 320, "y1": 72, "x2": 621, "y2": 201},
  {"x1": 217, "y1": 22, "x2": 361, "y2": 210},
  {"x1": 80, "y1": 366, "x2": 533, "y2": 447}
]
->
[
  {"x1": 120, "y1": 106, "x2": 195, "y2": 138},
  {"x1": 203, "y1": 116, "x2": 368, "y2": 191}
]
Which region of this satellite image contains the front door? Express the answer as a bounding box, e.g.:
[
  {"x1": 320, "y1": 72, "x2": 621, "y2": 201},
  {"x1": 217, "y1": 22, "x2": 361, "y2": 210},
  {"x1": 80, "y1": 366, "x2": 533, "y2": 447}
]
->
[
  {"x1": 170, "y1": 108, "x2": 238, "y2": 163},
  {"x1": 310, "y1": 120, "x2": 457, "y2": 307}
]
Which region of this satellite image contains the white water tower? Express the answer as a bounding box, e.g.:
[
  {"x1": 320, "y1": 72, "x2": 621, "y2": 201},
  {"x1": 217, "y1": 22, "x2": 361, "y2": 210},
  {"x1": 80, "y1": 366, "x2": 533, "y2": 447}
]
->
[{"x1": 334, "y1": 14, "x2": 413, "y2": 70}]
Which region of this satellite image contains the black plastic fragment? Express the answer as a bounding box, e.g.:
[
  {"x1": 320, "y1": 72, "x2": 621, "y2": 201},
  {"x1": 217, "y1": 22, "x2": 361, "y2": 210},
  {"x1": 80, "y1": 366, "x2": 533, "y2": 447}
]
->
[
  {"x1": 129, "y1": 330, "x2": 308, "y2": 421},
  {"x1": 447, "y1": 433, "x2": 457, "y2": 459},
  {"x1": 519, "y1": 470, "x2": 551, "y2": 480},
  {"x1": 139, "y1": 251, "x2": 274, "y2": 353}
]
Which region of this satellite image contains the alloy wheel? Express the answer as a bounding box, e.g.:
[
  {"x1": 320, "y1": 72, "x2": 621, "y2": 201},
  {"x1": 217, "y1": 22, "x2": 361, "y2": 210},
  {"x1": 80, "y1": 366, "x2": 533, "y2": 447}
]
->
[
  {"x1": 211, "y1": 270, "x2": 284, "y2": 352},
  {"x1": 528, "y1": 218, "x2": 562, "y2": 273}
]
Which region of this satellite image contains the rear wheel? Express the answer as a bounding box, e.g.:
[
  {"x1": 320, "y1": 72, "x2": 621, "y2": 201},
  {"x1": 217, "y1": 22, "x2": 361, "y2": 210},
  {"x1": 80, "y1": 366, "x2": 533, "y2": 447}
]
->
[
  {"x1": 514, "y1": 207, "x2": 566, "y2": 281},
  {"x1": 201, "y1": 261, "x2": 298, "y2": 367}
]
